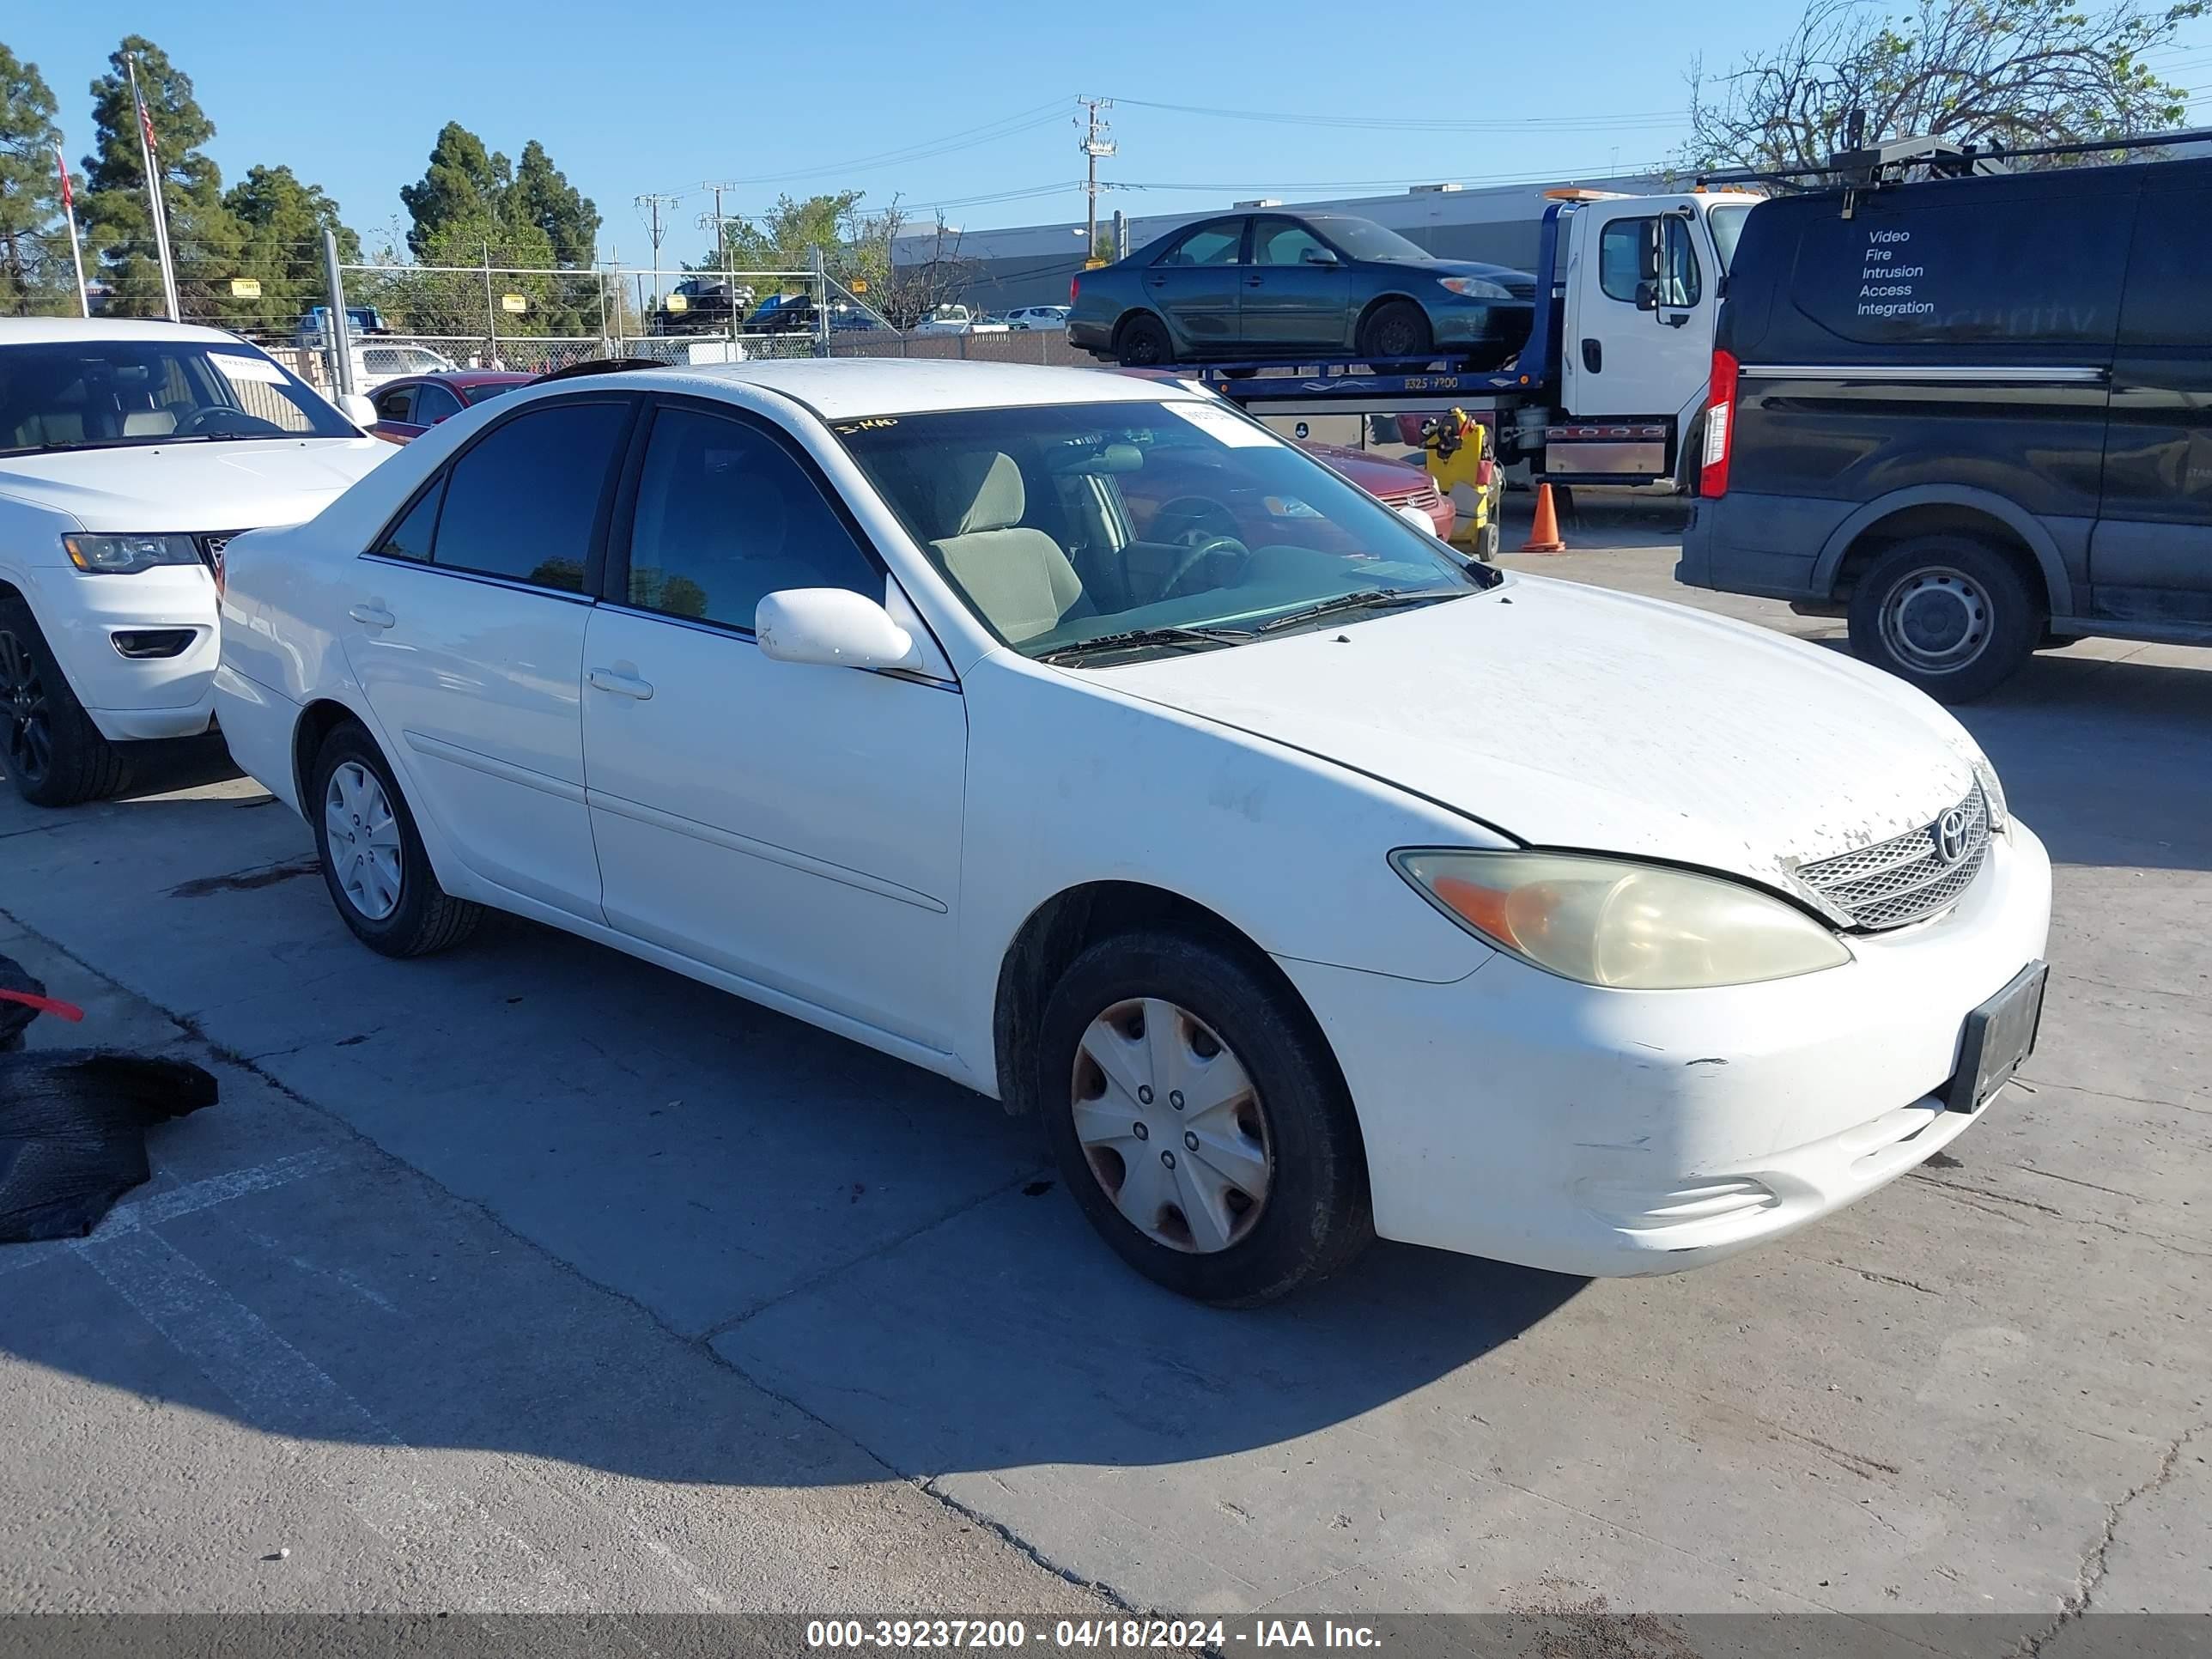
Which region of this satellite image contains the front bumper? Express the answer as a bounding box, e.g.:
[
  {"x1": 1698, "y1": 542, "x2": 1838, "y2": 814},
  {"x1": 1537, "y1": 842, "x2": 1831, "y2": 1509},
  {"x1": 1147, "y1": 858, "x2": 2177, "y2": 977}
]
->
[
  {"x1": 17, "y1": 563, "x2": 221, "y2": 743},
  {"x1": 1277, "y1": 822, "x2": 2053, "y2": 1277}
]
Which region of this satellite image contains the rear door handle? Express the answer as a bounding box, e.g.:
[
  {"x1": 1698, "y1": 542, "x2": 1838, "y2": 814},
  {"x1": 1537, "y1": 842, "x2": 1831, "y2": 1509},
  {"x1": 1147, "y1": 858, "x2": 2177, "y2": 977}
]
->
[
  {"x1": 347, "y1": 604, "x2": 395, "y2": 630},
  {"x1": 587, "y1": 666, "x2": 654, "y2": 701}
]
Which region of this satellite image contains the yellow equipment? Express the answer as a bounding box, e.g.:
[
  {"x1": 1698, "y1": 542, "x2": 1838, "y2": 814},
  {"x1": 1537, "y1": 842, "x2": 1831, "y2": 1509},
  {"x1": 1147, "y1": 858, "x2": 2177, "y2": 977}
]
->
[{"x1": 1418, "y1": 408, "x2": 1502, "y2": 562}]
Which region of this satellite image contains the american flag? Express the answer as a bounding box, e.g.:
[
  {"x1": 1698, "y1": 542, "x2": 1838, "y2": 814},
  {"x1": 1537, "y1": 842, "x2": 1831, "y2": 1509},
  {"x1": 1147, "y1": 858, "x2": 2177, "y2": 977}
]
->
[
  {"x1": 137, "y1": 91, "x2": 158, "y2": 160},
  {"x1": 53, "y1": 143, "x2": 70, "y2": 211}
]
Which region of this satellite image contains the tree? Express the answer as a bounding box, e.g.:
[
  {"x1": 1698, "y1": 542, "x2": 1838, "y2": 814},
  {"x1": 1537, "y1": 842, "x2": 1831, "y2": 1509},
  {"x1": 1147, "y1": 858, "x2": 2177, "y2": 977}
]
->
[
  {"x1": 0, "y1": 44, "x2": 67, "y2": 315},
  {"x1": 508, "y1": 140, "x2": 598, "y2": 268},
  {"x1": 225, "y1": 163, "x2": 358, "y2": 326},
  {"x1": 399, "y1": 123, "x2": 507, "y2": 260},
  {"x1": 82, "y1": 35, "x2": 246, "y2": 318},
  {"x1": 1686, "y1": 0, "x2": 2207, "y2": 174}
]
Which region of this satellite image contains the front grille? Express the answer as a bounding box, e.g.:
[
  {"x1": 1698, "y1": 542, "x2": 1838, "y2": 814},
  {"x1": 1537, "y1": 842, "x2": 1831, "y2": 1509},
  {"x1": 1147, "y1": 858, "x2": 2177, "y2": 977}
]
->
[
  {"x1": 1794, "y1": 786, "x2": 1991, "y2": 930},
  {"x1": 1381, "y1": 479, "x2": 1443, "y2": 511},
  {"x1": 196, "y1": 531, "x2": 244, "y2": 581}
]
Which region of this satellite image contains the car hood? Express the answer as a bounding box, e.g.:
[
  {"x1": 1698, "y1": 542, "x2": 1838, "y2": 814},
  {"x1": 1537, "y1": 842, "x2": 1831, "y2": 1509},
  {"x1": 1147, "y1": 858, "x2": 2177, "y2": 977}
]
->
[
  {"x1": 0, "y1": 438, "x2": 389, "y2": 534},
  {"x1": 1098, "y1": 575, "x2": 1985, "y2": 893},
  {"x1": 1297, "y1": 441, "x2": 1432, "y2": 495}
]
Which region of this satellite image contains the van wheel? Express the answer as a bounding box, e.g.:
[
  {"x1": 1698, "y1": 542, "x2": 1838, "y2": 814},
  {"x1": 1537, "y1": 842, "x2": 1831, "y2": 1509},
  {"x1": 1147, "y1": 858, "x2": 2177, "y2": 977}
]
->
[
  {"x1": 309, "y1": 722, "x2": 483, "y2": 957},
  {"x1": 1847, "y1": 538, "x2": 2042, "y2": 703},
  {"x1": 0, "y1": 594, "x2": 129, "y2": 808},
  {"x1": 1037, "y1": 929, "x2": 1372, "y2": 1306}
]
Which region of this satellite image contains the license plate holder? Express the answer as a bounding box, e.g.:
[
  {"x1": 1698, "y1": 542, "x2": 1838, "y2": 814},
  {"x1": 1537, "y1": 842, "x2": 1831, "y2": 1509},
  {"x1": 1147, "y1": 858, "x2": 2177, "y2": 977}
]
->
[{"x1": 1944, "y1": 961, "x2": 2049, "y2": 1114}]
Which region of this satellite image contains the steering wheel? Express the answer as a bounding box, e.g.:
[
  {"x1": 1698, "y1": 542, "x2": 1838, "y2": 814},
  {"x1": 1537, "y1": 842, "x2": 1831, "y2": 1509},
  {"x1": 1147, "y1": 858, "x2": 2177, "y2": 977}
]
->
[
  {"x1": 174, "y1": 406, "x2": 282, "y2": 438},
  {"x1": 1159, "y1": 533, "x2": 1252, "y2": 599}
]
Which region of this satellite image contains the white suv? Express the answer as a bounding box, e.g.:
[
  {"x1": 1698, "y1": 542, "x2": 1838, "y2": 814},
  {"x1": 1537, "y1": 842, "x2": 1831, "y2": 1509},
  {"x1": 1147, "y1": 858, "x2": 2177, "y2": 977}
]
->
[{"x1": 0, "y1": 319, "x2": 390, "y2": 805}]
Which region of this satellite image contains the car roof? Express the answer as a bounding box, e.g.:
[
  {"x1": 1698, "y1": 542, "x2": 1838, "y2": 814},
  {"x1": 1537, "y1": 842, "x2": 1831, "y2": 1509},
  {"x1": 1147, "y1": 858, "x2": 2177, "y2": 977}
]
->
[
  {"x1": 547, "y1": 357, "x2": 1190, "y2": 419},
  {"x1": 0, "y1": 317, "x2": 250, "y2": 346},
  {"x1": 386, "y1": 370, "x2": 537, "y2": 389}
]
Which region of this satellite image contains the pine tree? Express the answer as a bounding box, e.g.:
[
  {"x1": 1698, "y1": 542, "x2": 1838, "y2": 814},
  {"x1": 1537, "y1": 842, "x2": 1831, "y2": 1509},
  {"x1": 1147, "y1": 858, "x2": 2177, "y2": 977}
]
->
[
  {"x1": 226, "y1": 164, "x2": 360, "y2": 331},
  {"x1": 509, "y1": 140, "x2": 599, "y2": 269},
  {"x1": 0, "y1": 43, "x2": 68, "y2": 315}
]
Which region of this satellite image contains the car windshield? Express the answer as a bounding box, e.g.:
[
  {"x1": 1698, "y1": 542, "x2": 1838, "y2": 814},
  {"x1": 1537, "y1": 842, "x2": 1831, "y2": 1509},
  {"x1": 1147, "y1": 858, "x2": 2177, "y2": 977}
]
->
[
  {"x1": 461, "y1": 380, "x2": 525, "y2": 406},
  {"x1": 1312, "y1": 216, "x2": 1434, "y2": 264},
  {"x1": 0, "y1": 338, "x2": 356, "y2": 455},
  {"x1": 837, "y1": 398, "x2": 1492, "y2": 662},
  {"x1": 1708, "y1": 204, "x2": 1755, "y2": 272}
]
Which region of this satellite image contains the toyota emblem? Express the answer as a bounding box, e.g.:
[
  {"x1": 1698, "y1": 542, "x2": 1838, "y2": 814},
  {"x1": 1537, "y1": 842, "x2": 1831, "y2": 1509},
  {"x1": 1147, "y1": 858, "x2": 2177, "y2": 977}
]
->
[{"x1": 1936, "y1": 806, "x2": 1971, "y2": 865}]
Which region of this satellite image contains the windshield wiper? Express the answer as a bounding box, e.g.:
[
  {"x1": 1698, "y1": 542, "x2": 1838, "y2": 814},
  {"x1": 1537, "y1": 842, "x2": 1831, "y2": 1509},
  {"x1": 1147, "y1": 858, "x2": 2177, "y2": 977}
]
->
[
  {"x1": 1255, "y1": 588, "x2": 1457, "y2": 634},
  {"x1": 1036, "y1": 623, "x2": 1255, "y2": 665}
]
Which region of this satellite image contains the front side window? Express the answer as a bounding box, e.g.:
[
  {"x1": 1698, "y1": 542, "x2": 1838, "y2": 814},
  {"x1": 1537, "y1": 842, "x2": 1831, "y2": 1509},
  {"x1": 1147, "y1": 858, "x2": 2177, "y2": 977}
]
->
[
  {"x1": 1599, "y1": 217, "x2": 1700, "y2": 307},
  {"x1": 1158, "y1": 219, "x2": 1245, "y2": 267},
  {"x1": 838, "y1": 399, "x2": 1488, "y2": 659},
  {"x1": 412, "y1": 383, "x2": 463, "y2": 424},
  {"x1": 421, "y1": 399, "x2": 629, "y2": 592},
  {"x1": 1254, "y1": 220, "x2": 1333, "y2": 267},
  {"x1": 0, "y1": 339, "x2": 357, "y2": 454},
  {"x1": 625, "y1": 405, "x2": 878, "y2": 629}
]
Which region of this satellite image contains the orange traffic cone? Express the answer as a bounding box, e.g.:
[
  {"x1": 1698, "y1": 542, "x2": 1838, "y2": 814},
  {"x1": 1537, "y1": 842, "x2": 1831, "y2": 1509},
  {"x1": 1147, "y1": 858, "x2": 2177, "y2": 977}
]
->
[{"x1": 1521, "y1": 483, "x2": 1566, "y2": 553}]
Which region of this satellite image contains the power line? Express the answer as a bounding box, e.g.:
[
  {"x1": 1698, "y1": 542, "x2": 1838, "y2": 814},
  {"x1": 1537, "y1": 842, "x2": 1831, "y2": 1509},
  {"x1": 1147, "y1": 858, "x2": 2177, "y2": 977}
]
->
[
  {"x1": 702, "y1": 100, "x2": 1072, "y2": 187},
  {"x1": 1104, "y1": 94, "x2": 1688, "y2": 133}
]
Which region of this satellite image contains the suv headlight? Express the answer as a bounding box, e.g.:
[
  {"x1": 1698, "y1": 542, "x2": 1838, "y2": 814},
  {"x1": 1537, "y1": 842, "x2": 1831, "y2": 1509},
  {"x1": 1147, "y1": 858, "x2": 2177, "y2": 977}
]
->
[
  {"x1": 1971, "y1": 757, "x2": 2008, "y2": 831},
  {"x1": 64, "y1": 533, "x2": 201, "y2": 574},
  {"x1": 1437, "y1": 276, "x2": 1514, "y2": 300},
  {"x1": 1391, "y1": 849, "x2": 1852, "y2": 990}
]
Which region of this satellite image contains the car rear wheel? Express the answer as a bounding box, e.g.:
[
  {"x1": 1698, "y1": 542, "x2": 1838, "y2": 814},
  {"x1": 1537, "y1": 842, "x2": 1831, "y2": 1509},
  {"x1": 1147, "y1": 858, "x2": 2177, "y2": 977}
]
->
[
  {"x1": 1115, "y1": 313, "x2": 1173, "y2": 368},
  {"x1": 1847, "y1": 537, "x2": 2042, "y2": 703},
  {"x1": 0, "y1": 594, "x2": 129, "y2": 809},
  {"x1": 1358, "y1": 301, "x2": 1431, "y2": 360},
  {"x1": 309, "y1": 722, "x2": 483, "y2": 957},
  {"x1": 1037, "y1": 929, "x2": 1372, "y2": 1305}
]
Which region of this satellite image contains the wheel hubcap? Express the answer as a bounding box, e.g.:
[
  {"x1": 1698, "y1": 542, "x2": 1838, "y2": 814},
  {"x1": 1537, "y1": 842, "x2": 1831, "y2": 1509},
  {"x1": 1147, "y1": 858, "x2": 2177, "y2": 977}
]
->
[
  {"x1": 1881, "y1": 566, "x2": 1991, "y2": 674},
  {"x1": 1072, "y1": 997, "x2": 1273, "y2": 1255},
  {"x1": 323, "y1": 762, "x2": 404, "y2": 921},
  {"x1": 0, "y1": 630, "x2": 52, "y2": 787}
]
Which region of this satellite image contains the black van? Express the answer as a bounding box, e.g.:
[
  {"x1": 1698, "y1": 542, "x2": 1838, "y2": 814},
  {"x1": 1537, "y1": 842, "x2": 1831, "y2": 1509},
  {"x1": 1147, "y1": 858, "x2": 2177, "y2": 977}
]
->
[{"x1": 1674, "y1": 154, "x2": 2211, "y2": 700}]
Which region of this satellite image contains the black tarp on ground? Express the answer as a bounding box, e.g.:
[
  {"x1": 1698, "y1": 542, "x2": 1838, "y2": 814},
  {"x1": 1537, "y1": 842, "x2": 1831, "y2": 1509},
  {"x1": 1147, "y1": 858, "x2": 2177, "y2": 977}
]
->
[{"x1": 0, "y1": 952, "x2": 218, "y2": 1243}]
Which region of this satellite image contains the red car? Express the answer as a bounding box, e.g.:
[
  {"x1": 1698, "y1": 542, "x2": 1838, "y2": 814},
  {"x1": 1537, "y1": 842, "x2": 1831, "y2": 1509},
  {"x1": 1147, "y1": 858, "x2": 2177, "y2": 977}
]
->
[
  {"x1": 1109, "y1": 368, "x2": 1452, "y2": 538},
  {"x1": 365, "y1": 371, "x2": 538, "y2": 443}
]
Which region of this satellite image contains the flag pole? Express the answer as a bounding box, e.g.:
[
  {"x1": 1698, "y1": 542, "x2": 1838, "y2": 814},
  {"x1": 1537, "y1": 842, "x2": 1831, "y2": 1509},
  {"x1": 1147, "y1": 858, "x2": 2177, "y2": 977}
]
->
[
  {"x1": 126, "y1": 57, "x2": 180, "y2": 320},
  {"x1": 54, "y1": 141, "x2": 89, "y2": 319}
]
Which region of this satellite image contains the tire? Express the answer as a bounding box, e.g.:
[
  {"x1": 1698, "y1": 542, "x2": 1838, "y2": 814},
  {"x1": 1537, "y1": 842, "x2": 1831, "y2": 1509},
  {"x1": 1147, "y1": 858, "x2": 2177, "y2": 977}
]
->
[
  {"x1": 1114, "y1": 313, "x2": 1173, "y2": 368},
  {"x1": 1358, "y1": 300, "x2": 1431, "y2": 360},
  {"x1": 308, "y1": 721, "x2": 483, "y2": 957},
  {"x1": 1037, "y1": 928, "x2": 1372, "y2": 1305},
  {"x1": 0, "y1": 592, "x2": 129, "y2": 808},
  {"x1": 1479, "y1": 521, "x2": 1502, "y2": 563},
  {"x1": 1845, "y1": 536, "x2": 2043, "y2": 703}
]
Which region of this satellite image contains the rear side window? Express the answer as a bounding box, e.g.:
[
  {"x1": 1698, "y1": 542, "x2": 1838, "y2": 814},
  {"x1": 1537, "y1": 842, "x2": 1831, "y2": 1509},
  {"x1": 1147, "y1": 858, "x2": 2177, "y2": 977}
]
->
[
  {"x1": 1783, "y1": 184, "x2": 2134, "y2": 349},
  {"x1": 2118, "y1": 182, "x2": 2212, "y2": 348},
  {"x1": 414, "y1": 400, "x2": 629, "y2": 592}
]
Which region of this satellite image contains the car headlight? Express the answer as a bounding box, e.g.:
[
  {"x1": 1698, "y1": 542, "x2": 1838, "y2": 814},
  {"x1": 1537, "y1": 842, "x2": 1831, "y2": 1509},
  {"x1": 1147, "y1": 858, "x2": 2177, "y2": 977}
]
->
[
  {"x1": 1390, "y1": 848, "x2": 1852, "y2": 990},
  {"x1": 1971, "y1": 757, "x2": 2009, "y2": 831},
  {"x1": 63, "y1": 533, "x2": 201, "y2": 574},
  {"x1": 1437, "y1": 276, "x2": 1513, "y2": 300}
]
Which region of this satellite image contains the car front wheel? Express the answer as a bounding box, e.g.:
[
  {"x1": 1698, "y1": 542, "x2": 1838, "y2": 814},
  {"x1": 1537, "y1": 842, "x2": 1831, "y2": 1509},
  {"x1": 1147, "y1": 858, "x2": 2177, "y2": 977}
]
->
[
  {"x1": 0, "y1": 593, "x2": 128, "y2": 808},
  {"x1": 309, "y1": 722, "x2": 483, "y2": 957},
  {"x1": 1037, "y1": 929, "x2": 1372, "y2": 1304}
]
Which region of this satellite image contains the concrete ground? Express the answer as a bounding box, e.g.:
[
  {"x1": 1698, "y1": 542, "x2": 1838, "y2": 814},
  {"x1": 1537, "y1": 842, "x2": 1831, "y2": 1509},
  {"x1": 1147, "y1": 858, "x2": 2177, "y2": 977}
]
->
[{"x1": 1, "y1": 507, "x2": 2205, "y2": 1632}]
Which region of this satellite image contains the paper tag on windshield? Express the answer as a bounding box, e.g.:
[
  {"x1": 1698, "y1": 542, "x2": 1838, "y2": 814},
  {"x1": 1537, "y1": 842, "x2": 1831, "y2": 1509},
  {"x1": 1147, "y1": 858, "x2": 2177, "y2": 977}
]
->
[
  {"x1": 1164, "y1": 399, "x2": 1278, "y2": 447},
  {"x1": 210, "y1": 353, "x2": 289, "y2": 384}
]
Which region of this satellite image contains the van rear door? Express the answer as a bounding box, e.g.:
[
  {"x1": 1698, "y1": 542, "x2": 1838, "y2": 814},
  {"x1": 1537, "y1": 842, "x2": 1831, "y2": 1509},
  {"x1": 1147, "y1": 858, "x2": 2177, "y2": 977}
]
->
[{"x1": 2096, "y1": 163, "x2": 2212, "y2": 625}]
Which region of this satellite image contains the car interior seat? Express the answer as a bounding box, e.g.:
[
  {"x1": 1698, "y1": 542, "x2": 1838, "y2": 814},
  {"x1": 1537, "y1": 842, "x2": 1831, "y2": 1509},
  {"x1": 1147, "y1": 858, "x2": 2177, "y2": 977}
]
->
[{"x1": 927, "y1": 451, "x2": 1087, "y2": 643}]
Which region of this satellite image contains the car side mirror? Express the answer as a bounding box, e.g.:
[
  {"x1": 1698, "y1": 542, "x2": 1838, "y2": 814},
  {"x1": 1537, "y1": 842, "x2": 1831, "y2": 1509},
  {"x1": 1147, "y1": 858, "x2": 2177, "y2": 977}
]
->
[
  {"x1": 337, "y1": 392, "x2": 378, "y2": 428},
  {"x1": 756, "y1": 587, "x2": 924, "y2": 672},
  {"x1": 1301, "y1": 246, "x2": 1340, "y2": 266}
]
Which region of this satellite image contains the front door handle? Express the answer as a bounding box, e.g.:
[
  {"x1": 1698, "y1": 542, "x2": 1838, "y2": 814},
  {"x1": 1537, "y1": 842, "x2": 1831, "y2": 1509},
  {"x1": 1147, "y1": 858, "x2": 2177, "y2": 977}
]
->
[
  {"x1": 347, "y1": 603, "x2": 395, "y2": 630},
  {"x1": 587, "y1": 666, "x2": 654, "y2": 701},
  {"x1": 1581, "y1": 338, "x2": 1602, "y2": 374},
  {"x1": 1245, "y1": 276, "x2": 1264, "y2": 287}
]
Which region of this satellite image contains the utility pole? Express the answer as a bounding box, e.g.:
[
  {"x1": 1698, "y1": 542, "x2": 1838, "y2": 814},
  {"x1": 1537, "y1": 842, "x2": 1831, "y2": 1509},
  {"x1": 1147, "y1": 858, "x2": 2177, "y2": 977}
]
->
[
  {"x1": 1077, "y1": 97, "x2": 1115, "y2": 264},
  {"x1": 698, "y1": 184, "x2": 748, "y2": 343},
  {"x1": 633, "y1": 191, "x2": 680, "y2": 319}
]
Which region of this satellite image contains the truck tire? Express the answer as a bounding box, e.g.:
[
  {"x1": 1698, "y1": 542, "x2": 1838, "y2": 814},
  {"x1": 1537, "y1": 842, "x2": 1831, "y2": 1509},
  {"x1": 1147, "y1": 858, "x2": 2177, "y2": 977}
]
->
[
  {"x1": 0, "y1": 593, "x2": 130, "y2": 808},
  {"x1": 1115, "y1": 313, "x2": 1172, "y2": 368},
  {"x1": 1358, "y1": 301, "x2": 1431, "y2": 360},
  {"x1": 1846, "y1": 537, "x2": 2043, "y2": 703}
]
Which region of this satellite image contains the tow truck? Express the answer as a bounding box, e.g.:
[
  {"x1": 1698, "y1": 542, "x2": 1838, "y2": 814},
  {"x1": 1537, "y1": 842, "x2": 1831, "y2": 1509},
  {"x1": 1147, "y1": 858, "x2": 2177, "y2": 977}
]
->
[{"x1": 1173, "y1": 188, "x2": 1765, "y2": 494}]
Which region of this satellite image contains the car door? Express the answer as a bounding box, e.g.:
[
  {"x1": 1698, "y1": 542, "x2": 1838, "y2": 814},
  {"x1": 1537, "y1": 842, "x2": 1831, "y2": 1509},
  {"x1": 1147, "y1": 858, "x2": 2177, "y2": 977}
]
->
[
  {"x1": 344, "y1": 393, "x2": 636, "y2": 921},
  {"x1": 1562, "y1": 198, "x2": 1712, "y2": 417},
  {"x1": 1242, "y1": 216, "x2": 1352, "y2": 349},
  {"x1": 369, "y1": 381, "x2": 422, "y2": 443},
  {"x1": 580, "y1": 396, "x2": 966, "y2": 1048},
  {"x1": 1141, "y1": 217, "x2": 1248, "y2": 355},
  {"x1": 2094, "y1": 172, "x2": 2211, "y2": 624}
]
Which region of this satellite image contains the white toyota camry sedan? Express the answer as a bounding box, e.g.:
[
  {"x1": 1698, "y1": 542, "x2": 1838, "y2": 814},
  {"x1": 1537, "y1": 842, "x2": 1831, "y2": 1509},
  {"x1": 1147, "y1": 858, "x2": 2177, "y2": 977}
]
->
[{"x1": 213, "y1": 360, "x2": 2051, "y2": 1304}]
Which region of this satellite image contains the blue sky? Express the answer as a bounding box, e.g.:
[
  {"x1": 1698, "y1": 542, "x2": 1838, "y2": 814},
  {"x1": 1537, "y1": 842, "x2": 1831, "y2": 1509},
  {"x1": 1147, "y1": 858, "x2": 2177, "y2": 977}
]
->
[{"x1": 11, "y1": 0, "x2": 2212, "y2": 259}]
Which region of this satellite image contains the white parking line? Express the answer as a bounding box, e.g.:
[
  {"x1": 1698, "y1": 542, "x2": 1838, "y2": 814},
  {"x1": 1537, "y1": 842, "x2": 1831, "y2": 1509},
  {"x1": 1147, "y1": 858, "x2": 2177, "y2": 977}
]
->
[{"x1": 0, "y1": 1149, "x2": 343, "y2": 1278}]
